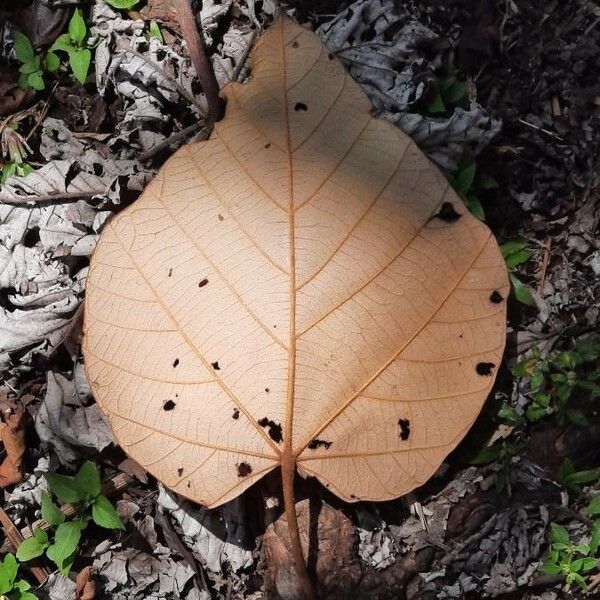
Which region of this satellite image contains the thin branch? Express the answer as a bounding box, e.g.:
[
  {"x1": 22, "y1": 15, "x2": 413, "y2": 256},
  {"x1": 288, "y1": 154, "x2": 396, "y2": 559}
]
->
[{"x1": 175, "y1": 0, "x2": 225, "y2": 122}]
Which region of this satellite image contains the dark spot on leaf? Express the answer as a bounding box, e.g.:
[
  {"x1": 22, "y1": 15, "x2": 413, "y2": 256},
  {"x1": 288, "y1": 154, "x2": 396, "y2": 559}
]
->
[
  {"x1": 435, "y1": 202, "x2": 461, "y2": 223},
  {"x1": 258, "y1": 417, "x2": 283, "y2": 443},
  {"x1": 292, "y1": 40, "x2": 299, "y2": 48},
  {"x1": 237, "y1": 462, "x2": 252, "y2": 477},
  {"x1": 350, "y1": 494, "x2": 357, "y2": 499},
  {"x1": 232, "y1": 408, "x2": 240, "y2": 420},
  {"x1": 307, "y1": 438, "x2": 332, "y2": 450},
  {"x1": 398, "y1": 418, "x2": 411, "y2": 440},
  {"x1": 163, "y1": 400, "x2": 176, "y2": 411},
  {"x1": 168, "y1": 268, "x2": 173, "y2": 277},
  {"x1": 211, "y1": 361, "x2": 220, "y2": 370},
  {"x1": 264, "y1": 143, "x2": 271, "y2": 149},
  {"x1": 173, "y1": 358, "x2": 179, "y2": 368},
  {"x1": 265, "y1": 388, "x2": 270, "y2": 393},
  {"x1": 187, "y1": 481, "x2": 191, "y2": 488},
  {"x1": 476, "y1": 362, "x2": 495, "y2": 376},
  {"x1": 177, "y1": 467, "x2": 183, "y2": 477},
  {"x1": 198, "y1": 278, "x2": 209, "y2": 288},
  {"x1": 218, "y1": 214, "x2": 224, "y2": 221},
  {"x1": 294, "y1": 102, "x2": 308, "y2": 112},
  {"x1": 328, "y1": 53, "x2": 334, "y2": 60},
  {"x1": 490, "y1": 291, "x2": 503, "y2": 303},
  {"x1": 65, "y1": 161, "x2": 81, "y2": 190}
]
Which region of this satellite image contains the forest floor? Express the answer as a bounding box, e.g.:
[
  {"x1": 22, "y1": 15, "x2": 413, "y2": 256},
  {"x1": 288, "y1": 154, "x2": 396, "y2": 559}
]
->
[{"x1": 0, "y1": 0, "x2": 599, "y2": 599}]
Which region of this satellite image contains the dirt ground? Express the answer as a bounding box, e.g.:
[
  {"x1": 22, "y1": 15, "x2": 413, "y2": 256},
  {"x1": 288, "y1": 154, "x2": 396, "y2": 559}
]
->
[{"x1": 0, "y1": 0, "x2": 598, "y2": 599}]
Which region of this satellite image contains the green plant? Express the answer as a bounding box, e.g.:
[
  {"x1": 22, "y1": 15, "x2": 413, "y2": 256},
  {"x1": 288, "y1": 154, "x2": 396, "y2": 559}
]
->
[
  {"x1": 500, "y1": 240, "x2": 536, "y2": 306},
  {"x1": 422, "y1": 75, "x2": 469, "y2": 116},
  {"x1": 1, "y1": 123, "x2": 34, "y2": 184},
  {"x1": 557, "y1": 459, "x2": 600, "y2": 494},
  {"x1": 539, "y1": 522, "x2": 599, "y2": 592},
  {"x1": 470, "y1": 438, "x2": 524, "y2": 493},
  {"x1": 17, "y1": 461, "x2": 122, "y2": 575},
  {"x1": 0, "y1": 553, "x2": 37, "y2": 600},
  {"x1": 48, "y1": 9, "x2": 91, "y2": 85},
  {"x1": 147, "y1": 20, "x2": 163, "y2": 42},
  {"x1": 103, "y1": 0, "x2": 140, "y2": 9},
  {"x1": 512, "y1": 339, "x2": 600, "y2": 425},
  {"x1": 12, "y1": 32, "x2": 57, "y2": 91},
  {"x1": 447, "y1": 159, "x2": 499, "y2": 221}
]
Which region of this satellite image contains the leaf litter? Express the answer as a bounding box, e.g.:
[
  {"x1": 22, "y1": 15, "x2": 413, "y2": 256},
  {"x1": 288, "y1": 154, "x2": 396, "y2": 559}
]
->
[{"x1": 0, "y1": 0, "x2": 598, "y2": 598}]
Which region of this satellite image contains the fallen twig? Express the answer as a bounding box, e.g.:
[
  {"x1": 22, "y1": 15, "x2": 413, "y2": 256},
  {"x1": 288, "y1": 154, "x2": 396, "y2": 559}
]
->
[{"x1": 175, "y1": 0, "x2": 224, "y2": 122}]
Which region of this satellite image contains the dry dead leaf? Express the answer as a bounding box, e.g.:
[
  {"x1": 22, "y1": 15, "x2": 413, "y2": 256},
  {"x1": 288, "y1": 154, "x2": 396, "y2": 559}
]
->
[
  {"x1": 76, "y1": 566, "x2": 96, "y2": 600},
  {"x1": 83, "y1": 15, "x2": 508, "y2": 596},
  {"x1": 0, "y1": 401, "x2": 25, "y2": 487}
]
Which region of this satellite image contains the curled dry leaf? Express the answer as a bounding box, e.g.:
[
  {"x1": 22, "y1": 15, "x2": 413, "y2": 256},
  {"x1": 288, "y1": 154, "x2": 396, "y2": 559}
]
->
[
  {"x1": 83, "y1": 15, "x2": 508, "y2": 595},
  {"x1": 76, "y1": 566, "x2": 96, "y2": 600},
  {"x1": 0, "y1": 401, "x2": 25, "y2": 487}
]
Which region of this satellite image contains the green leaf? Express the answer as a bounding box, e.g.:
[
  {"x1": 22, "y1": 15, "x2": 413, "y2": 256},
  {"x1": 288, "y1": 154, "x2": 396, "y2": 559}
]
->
[
  {"x1": 41, "y1": 492, "x2": 65, "y2": 526},
  {"x1": 564, "y1": 468, "x2": 600, "y2": 487},
  {"x1": 13, "y1": 31, "x2": 34, "y2": 63},
  {"x1": 18, "y1": 58, "x2": 40, "y2": 75},
  {"x1": 589, "y1": 521, "x2": 600, "y2": 554},
  {"x1": 103, "y1": 0, "x2": 140, "y2": 8},
  {"x1": 0, "y1": 553, "x2": 18, "y2": 594},
  {"x1": 509, "y1": 273, "x2": 536, "y2": 307},
  {"x1": 92, "y1": 495, "x2": 123, "y2": 529},
  {"x1": 425, "y1": 92, "x2": 445, "y2": 114},
  {"x1": 470, "y1": 442, "x2": 504, "y2": 465},
  {"x1": 45, "y1": 472, "x2": 84, "y2": 504},
  {"x1": 49, "y1": 34, "x2": 74, "y2": 54},
  {"x1": 567, "y1": 571, "x2": 587, "y2": 590},
  {"x1": 69, "y1": 9, "x2": 87, "y2": 44},
  {"x1": 69, "y1": 48, "x2": 91, "y2": 84},
  {"x1": 566, "y1": 408, "x2": 588, "y2": 426},
  {"x1": 46, "y1": 522, "x2": 81, "y2": 575},
  {"x1": 477, "y1": 173, "x2": 499, "y2": 189},
  {"x1": 498, "y1": 403, "x2": 522, "y2": 425},
  {"x1": 14, "y1": 592, "x2": 39, "y2": 600},
  {"x1": 463, "y1": 194, "x2": 485, "y2": 221},
  {"x1": 549, "y1": 522, "x2": 569, "y2": 545},
  {"x1": 501, "y1": 240, "x2": 532, "y2": 268},
  {"x1": 539, "y1": 560, "x2": 561, "y2": 575},
  {"x1": 455, "y1": 163, "x2": 476, "y2": 194},
  {"x1": 443, "y1": 79, "x2": 468, "y2": 105},
  {"x1": 26, "y1": 71, "x2": 45, "y2": 91},
  {"x1": 45, "y1": 52, "x2": 61, "y2": 72},
  {"x1": 526, "y1": 403, "x2": 548, "y2": 422},
  {"x1": 586, "y1": 496, "x2": 600, "y2": 517},
  {"x1": 16, "y1": 529, "x2": 48, "y2": 562},
  {"x1": 148, "y1": 20, "x2": 163, "y2": 42},
  {"x1": 75, "y1": 461, "x2": 102, "y2": 499}
]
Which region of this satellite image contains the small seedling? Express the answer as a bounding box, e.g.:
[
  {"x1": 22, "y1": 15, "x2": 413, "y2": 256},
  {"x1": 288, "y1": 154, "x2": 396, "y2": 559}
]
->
[
  {"x1": 539, "y1": 522, "x2": 599, "y2": 592},
  {"x1": 500, "y1": 240, "x2": 536, "y2": 306},
  {"x1": 512, "y1": 339, "x2": 600, "y2": 425},
  {"x1": 470, "y1": 438, "x2": 524, "y2": 493},
  {"x1": 422, "y1": 75, "x2": 469, "y2": 116},
  {"x1": 17, "y1": 461, "x2": 122, "y2": 575},
  {"x1": 147, "y1": 20, "x2": 163, "y2": 42},
  {"x1": 1, "y1": 123, "x2": 34, "y2": 184},
  {"x1": 103, "y1": 0, "x2": 140, "y2": 9},
  {"x1": 12, "y1": 32, "x2": 53, "y2": 91},
  {"x1": 557, "y1": 459, "x2": 600, "y2": 495},
  {"x1": 0, "y1": 553, "x2": 37, "y2": 600},
  {"x1": 447, "y1": 159, "x2": 499, "y2": 221},
  {"x1": 48, "y1": 9, "x2": 91, "y2": 85}
]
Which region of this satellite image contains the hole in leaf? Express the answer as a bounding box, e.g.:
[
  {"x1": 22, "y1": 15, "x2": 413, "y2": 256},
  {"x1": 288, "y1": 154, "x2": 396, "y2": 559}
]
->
[
  {"x1": 398, "y1": 418, "x2": 411, "y2": 440},
  {"x1": 490, "y1": 291, "x2": 503, "y2": 303},
  {"x1": 172, "y1": 358, "x2": 179, "y2": 368},
  {"x1": 294, "y1": 102, "x2": 308, "y2": 112},
  {"x1": 292, "y1": 40, "x2": 299, "y2": 48},
  {"x1": 177, "y1": 467, "x2": 184, "y2": 476},
  {"x1": 307, "y1": 439, "x2": 332, "y2": 450},
  {"x1": 237, "y1": 462, "x2": 252, "y2": 477},
  {"x1": 232, "y1": 408, "x2": 240, "y2": 420},
  {"x1": 211, "y1": 361, "x2": 220, "y2": 370},
  {"x1": 198, "y1": 278, "x2": 209, "y2": 288},
  {"x1": 435, "y1": 202, "x2": 461, "y2": 223},
  {"x1": 168, "y1": 268, "x2": 173, "y2": 277},
  {"x1": 476, "y1": 362, "x2": 495, "y2": 376},
  {"x1": 163, "y1": 400, "x2": 176, "y2": 411},
  {"x1": 258, "y1": 417, "x2": 283, "y2": 443}
]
